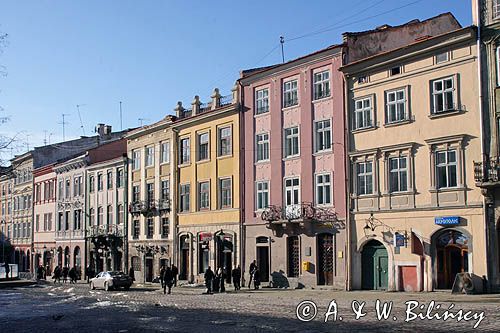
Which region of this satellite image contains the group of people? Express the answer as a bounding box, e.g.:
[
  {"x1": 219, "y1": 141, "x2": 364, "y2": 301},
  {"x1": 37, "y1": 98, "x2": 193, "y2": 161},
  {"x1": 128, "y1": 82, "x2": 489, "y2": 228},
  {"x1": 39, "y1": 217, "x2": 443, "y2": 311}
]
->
[
  {"x1": 36, "y1": 265, "x2": 51, "y2": 280},
  {"x1": 203, "y1": 265, "x2": 246, "y2": 294},
  {"x1": 160, "y1": 264, "x2": 178, "y2": 294},
  {"x1": 51, "y1": 265, "x2": 79, "y2": 284}
]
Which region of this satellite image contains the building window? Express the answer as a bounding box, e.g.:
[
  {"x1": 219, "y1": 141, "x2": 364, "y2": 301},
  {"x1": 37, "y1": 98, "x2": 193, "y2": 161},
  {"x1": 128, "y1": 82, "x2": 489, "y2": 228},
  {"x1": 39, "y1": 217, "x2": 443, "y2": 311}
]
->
[
  {"x1": 356, "y1": 161, "x2": 373, "y2": 195},
  {"x1": 198, "y1": 132, "x2": 209, "y2": 161},
  {"x1": 161, "y1": 217, "x2": 169, "y2": 238},
  {"x1": 436, "y1": 150, "x2": 457, "y2": 189},
  {"x1": 494, "y1": 0, "x2": 500, "y2": 19},
  {"x1": 146, "y1": 218, "x2": 154, "y2": 238},
  {"x1": 256, "y1": 133, "x2": 270, "y2": 162},
  {"x1": 284, "y1": 177, "x2": 300, "y2": 209},
  {"x1": 97, "y1": 207, "x2": 103, "y2": 226},
  {"x1": 132, "y1": 185, "x2": 140, "y2": 202},
  {"x1": 73, "y1": 176, "x2": 82, "y2": 196},
  {"x1": 132, "y1": 150, "x2": 141, "y2": 170},
  {"x1": 353, "y1": 97, "x2": 373, "y2": 130},
  {"x1": 256, "y1": 181, "x2": 269, "y2": 210},
  {"x1": 132, "y1": 220, "x2": 140, "y2": 239},
  {"x1": 145, "y1": 146, "x2": 154, "y2": 167},
  {"x1": 315, "y1": 119, "x2": 332, "y2": 152},
  {"x1": 89, "y1": 208, "x2": 95, "y2": 226},
  {"x1": 179, "y1": 184, "x2": 190, "y2": 213},
  {"x1": 431, "y1": 77, "x2": 455, "y2": 114},
  {"x1": 161, "y1": 180, "x2": 170, "y2": 200},
  {"x1": 390, "y1": 66, "x2": 401, "y2": 76},
  {"x1": 389, "y1": 157, "x2": 408, "y2": 193},
  {"x1": 255, "y1": 88, "x2": 269, "y2": 114},
  {"x1": 313, "y1": 70, "x2": 330, "y2": 100},
  {"x1": 284, "y1": 127, "x2": 300, "y2": 158},
  {"x1": 358, "y1": 75, "x2": 368, "y2": 84},
  {"x1": 436, "y1": 52, "x2": 449, "y2": 64},
  {"x1": 97, "y1": 173, "x2": 103, "y2": 191},
  {"x1": 117, "y1": 168, "x2": 124, "y2": 188},
  {"x1": 218, "y1": 126, "x2": 232, "y2": 156},
  {"x1": 35, "y1": 214, "x2": 40, "y2": 232},
  {"x1": 65, "y1": 179, "x2": 71, "y2": 198},
  {"x1": 198, "y1": 181, "x2": 210, "y2": 210},
  {"x1": 107, "y1": 171, "x2": 113, "y2": 189},
  {"x1": 117, "y1": 204, "x2": 124, "y2": 225},
  {"x1": 219, "y1": 178, "x2": 232, "y2": 209},
  {"x1": 64, "y1": 211, "x2": 70, "y2": 230},
  {"x1": 316, "y1": 173, "x2": 332, "y2": 206},
  {"x1": 160, "y1": 141, "x2": 170, "y2": 164},
  {"x1": 58, "y1": 180, "x2": 63, "y2": 199},
  {"x1": 74, "y1": 210, "x2": 82, "y2": 230},
  {"x1": 89, "y1": 175, "x2": 95, "y2": 193},
  {"x1": 146, "y1": 183, "x2": 155, "y2": 206},
  {"x1": 386, "y1": 88, "x2": 407, "y2": 124},
  {"x1": 107, "y1": 205, "x2": 113, "y2": 225},
  {"x1": 179, "y1": 137, "x2": 190, "y2": 164},
  {"x1": 283, "y1": 79, "x2": 298, "y2": 108}
]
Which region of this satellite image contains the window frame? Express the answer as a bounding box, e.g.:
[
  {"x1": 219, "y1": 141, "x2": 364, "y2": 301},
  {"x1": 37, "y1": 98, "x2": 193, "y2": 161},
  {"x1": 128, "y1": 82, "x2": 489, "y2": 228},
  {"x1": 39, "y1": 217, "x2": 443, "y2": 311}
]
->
[
  {"x1": 255, "y1": 88, "x2": 269, "y2": 115},
  {"x1": 145, "y1": 146, "x2": 154, "y2": 168},
  {"x1": 430, "y1": 76, "x2": 456, "y2": 114},
  {"x1": 255, "y1": 180, "x2": 270, "y2": 211},
  {"x1": 197, "y1": 132, "x2": 210, "y2": 161},
  {"x1": 198, "y1": 181, "x2": 210, "y2": 211},
  {"x1": 218, "y1": 126, "x2": 232, "y2": 157},
  {"x1": 132, "y1": 150, "x2": 141, "y2": 170},
  {"x1": 179, "y1": 183, "x2": 190, "y2": 213},
  {"x1": 435, "y1": 149, "x2": 458, "y2": 189},
  {"x1": 179, "y1": 137, "x2": 191, "y2": 165},
  {"x1": 255, "y1": 132, "x2": 270, "y2": 162},
  {"x1": 283, "y1": 79, "x2": 298, "y2": 108},
  {"x1": 314, "y1": 119, "x2": 332, "y2": 153},
  {"x1": 353, "y1": 96, "x2": 374, "y2": 130},
  {"x1": 388, "y1": 156, "x2": 408, "y2": 193},
  {"x1": 356, "y1": 161, "x2": 374, "y2": 196},
  {"x1": 219, "y1": 177, "x2": 232, "y2": 209},
  {"x1": 160, "y1": 141, "x2": 170, "y2": 164},
  {"x1": 385, "y1": 87, "x2": 408, "y2": 124},
  {"x1": 313, "y1": 70, "x2": 331, "y2": 100},
  {"x1": 284, "y1": 126, "x2": 300, "y2": 158},
  {"x1": 315, "y1": 173, "x2": 332, "y2": 206}
]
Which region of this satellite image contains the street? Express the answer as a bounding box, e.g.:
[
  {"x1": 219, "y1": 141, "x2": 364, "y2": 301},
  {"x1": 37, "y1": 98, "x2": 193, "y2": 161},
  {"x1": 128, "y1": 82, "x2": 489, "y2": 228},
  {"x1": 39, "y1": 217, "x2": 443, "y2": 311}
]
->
[{"x1": 0, "y1": 283, "x2": 499, "y2": 332}]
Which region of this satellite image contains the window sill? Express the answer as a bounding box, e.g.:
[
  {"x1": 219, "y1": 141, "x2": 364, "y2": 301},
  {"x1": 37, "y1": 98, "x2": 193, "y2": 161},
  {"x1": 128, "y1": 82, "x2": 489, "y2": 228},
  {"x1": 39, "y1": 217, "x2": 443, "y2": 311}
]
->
[
  {"x1": 428, "y1": 109, "x2": 463, "y2": 119},
  {"x1": 384, "y1": 119, "x2": 411, "y2": 128},
  {"x1": 382, "y1": 190, "x2": 414, "y2": 197},
  {"x1": 283, "y1": 155, "x2": 301, "y2": 162},
  {"x1": 254, "y1": 110, "x2": 270, "y2": 118},
  {"x1": 351, "y1": 193, "x2": 379, "y2": 199},
  {"x1": 282, "y1": 104, "x2": 300, "y2": 111},
  {"x1": 312, "y1": 96, "x2": 332, "y2": 103},
  {"x1": 254, "y1": 160, "x2": 270, "y2": 165},
  {"x1": 145, "y1": 165, "x2": 154, "y2": 169},
  {"x1": 351, "y1": 126, "x2": 376, "y2": 134},
  {"x1": 313, "y1": 149, "x2": 333, "y2": 157},
  {"x1": 217, "y1": 154, "x2": 233, "y2": 160},
  {"x1": 178, "y1": 163, "x2": 191, "y2": 168},
  {"x1": 429, "y1": 186, "x2": 465, "y2": 193},
  {"x1": 196, "y1": 159, "x2": 210, "y2": 165},
  {"x1": 160, "y1": 162, "x2": 170, "y2": 166}
]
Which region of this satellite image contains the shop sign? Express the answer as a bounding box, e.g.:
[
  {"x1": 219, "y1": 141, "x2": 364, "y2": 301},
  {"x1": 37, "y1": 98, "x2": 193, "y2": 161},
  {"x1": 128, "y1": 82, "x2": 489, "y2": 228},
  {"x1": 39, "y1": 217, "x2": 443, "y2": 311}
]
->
[
  {"x1": 394, "y1": 232, "x2": 406, "y2": 247},
  {"x1": 435, "y1": 216, "x2": 460, "y2": 226},
  {"x1": 199, "y1": 232, "x2": 213, "y2": 242}
]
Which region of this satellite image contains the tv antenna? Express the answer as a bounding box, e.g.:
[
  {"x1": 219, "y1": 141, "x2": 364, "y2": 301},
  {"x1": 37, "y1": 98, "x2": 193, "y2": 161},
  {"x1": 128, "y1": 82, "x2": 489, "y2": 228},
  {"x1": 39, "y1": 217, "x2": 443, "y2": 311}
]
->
[
  {"x1": 76, "y1": 104, "x2": 86, "y2": 136},
  {"x1": 59, "y1": 113, "x2": 70, "y2": 141},
  {"x1": 138, "y1": 118, "x2": 149, "y2": 127}
]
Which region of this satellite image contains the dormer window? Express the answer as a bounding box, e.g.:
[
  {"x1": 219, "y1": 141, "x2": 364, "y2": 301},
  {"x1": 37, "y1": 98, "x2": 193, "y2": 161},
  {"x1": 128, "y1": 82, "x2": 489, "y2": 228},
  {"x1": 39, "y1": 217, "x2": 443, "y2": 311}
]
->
[{"x1": 390, "y1": 66, "x2": 401, "y2": 76}]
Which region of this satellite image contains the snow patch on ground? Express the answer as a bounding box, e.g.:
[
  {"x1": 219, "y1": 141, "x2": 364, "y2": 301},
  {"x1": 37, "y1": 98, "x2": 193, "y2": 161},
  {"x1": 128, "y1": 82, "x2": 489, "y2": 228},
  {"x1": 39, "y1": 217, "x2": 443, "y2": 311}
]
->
[{"x1": 64, "y1": 288, "x2": 74, "y2": 293}]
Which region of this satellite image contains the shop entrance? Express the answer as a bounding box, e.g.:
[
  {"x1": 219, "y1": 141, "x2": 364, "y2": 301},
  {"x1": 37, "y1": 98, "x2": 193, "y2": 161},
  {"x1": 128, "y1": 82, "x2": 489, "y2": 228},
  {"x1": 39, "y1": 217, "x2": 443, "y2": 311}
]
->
[
  {"x1": 435, "y1": 230, "x2": 469, "y2": 289},
  {"x1": 361, "y1": 240, "x2": 388, "y2": 290},
  {"x1": 317, "y1": 233, "x2": 334, "y2": 285}
]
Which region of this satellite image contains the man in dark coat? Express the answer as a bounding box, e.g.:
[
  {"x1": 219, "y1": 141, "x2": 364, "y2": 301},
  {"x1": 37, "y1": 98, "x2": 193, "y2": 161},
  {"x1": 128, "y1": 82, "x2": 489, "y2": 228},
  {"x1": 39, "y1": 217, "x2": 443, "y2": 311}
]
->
[
  {"x1": 171, "y1": 264, "x2": 178, "y2": 286},
  {"x1": 231, "y1": 265, "x2": 241, "y2": 291},
  {"x1": 204, "y1": 266, "x2": 215, "y2": 294},
  {"x1": 129, "y1": 267, "x2": 135, "y2": 282},
  {"x1": 68, "y1": 266, "x2": 77, "y2": 284},
  {"x1": 62, "y1": 266, "x2": 69, "y2": 283},
  {"x1": 248, "y1": 260, "x2": 257, "y2": 288},
  {"x1": 4, "y1": 262, "x2": 10, "y2": 279},
  {"x1": 253, "y1": 268, "x2": 261, "y2": 290},
  {"x1": 162, "y1": 267, "x2": 174, "y2": 294},
  {"x1": 159, "y1": 265, "x2": 166, "y2": 288}
]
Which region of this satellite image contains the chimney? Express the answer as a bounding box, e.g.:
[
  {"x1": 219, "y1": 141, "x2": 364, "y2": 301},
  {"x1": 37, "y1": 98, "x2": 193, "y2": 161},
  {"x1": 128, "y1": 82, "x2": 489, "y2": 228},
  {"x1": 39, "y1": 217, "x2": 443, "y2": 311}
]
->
[
  {"x1": 95, "y1": 123, "x2": 105, "y2": 137},
  {"x1": 174, "y1": 101, "x2": 184, "y2": 118},
  {"x1": 104, "y1": 125, "x2": 112, "y2": 135}
]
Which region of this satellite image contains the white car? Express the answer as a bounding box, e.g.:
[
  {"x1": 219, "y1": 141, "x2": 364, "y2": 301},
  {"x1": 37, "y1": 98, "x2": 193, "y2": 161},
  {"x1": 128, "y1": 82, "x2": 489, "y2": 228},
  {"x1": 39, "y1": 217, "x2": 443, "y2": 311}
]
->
[{"x1": 90, "y1": 271, "x2": 132, "y2": 291}]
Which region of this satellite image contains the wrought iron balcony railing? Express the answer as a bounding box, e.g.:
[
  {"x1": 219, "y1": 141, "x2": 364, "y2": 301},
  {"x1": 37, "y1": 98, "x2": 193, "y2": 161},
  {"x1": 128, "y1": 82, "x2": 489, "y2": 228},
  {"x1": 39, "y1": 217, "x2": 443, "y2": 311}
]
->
[
  {"x1": 87, "y1": 224, "x2": 124, "y2": 238},
  {"x1": 474, "y1": 158, "x2": 500, "y2": 185},
  {"x1": 261, "y1": 202, "x2": 338, "y2": 223},
  {"x1": 129, "y1": 199, "x2": 170, "y2": 216}
]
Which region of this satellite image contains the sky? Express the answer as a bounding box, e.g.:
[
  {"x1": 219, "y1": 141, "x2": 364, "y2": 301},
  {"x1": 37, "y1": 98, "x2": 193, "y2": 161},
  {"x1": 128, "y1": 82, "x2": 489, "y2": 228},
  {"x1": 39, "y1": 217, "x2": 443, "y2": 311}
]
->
[{"x1": 0, "y1": 0, "x2": 472, "y2": 158}]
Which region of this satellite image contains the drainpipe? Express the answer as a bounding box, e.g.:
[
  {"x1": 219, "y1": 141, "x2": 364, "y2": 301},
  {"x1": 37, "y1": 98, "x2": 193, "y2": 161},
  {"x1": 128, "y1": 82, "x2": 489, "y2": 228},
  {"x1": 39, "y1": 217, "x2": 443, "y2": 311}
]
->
[
  {"x1": 238, "y1": 80, "x2": 245, "y2": 283},
  {"x1": 123, "y1": 154, "x2": 129, "y2": 273},
  {"x1": 475, "y1": 0, "x2": 491, "y2": 292},
  {"x1": 171, "y1": 127, "x2": 179, "y2": 277}
]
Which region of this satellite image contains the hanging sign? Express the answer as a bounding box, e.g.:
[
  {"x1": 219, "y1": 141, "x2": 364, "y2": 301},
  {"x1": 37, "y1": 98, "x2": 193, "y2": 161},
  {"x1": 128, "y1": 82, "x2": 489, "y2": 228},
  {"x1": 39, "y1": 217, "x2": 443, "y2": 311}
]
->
[
  {"x1": 394, "y1": 232, "x2": 406, "y2": 247},
  {"x1": 199, "y1": 232, "x2": 213, "y2": 242}
]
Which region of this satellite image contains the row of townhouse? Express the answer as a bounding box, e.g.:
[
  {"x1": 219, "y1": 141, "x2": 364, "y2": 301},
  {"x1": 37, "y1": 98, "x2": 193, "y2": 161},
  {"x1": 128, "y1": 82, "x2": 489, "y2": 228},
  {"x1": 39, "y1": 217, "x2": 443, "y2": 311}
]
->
[{"x1": 2, "y1": 3, "x2": 500, "y2": 292}]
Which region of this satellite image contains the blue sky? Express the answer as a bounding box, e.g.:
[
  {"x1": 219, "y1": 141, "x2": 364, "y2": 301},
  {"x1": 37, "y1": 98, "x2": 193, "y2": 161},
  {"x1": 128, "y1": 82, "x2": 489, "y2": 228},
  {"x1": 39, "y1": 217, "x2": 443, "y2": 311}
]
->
[{"x1": 0, "y1": 0, "x2": 471, "y2": 157}]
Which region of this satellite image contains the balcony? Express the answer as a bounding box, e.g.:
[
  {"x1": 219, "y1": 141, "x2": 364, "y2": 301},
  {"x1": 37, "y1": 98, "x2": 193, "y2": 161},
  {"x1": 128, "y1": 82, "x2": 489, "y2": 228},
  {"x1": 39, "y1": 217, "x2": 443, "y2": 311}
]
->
[
  {"x1": 55, "y1": 229, "x2": 84, "y2": 240},
  {"x1": 129, "y1": 199, "x2": 170, "y2": 216},
  {"x1": 87, "y1": 224, "x2": 124, "y2": 238},
  {"x1": 157, "y1": 198, "x2": 170, "y2": 212},
  {"x1": 261, "y1": 202, "x2": 338, "y2": 224},
  {"x1": 474, "y1": 158, "x2": 500, "y2": 187}
]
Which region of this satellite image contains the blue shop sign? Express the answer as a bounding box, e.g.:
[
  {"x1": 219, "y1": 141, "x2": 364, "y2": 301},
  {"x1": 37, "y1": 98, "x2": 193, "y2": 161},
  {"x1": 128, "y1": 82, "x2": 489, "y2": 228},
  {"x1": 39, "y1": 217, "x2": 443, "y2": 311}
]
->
[
  {"x1": 435, "y1": 216, "x2": 460, "y2": 226},
  {"x1": 394, "y1": 232, "x2": 406, "y2": 247}
]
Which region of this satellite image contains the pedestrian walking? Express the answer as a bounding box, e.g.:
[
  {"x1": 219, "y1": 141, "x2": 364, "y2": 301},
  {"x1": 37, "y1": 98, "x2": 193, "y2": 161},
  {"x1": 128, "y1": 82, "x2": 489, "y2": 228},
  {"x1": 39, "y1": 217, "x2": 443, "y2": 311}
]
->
[
  {"x1": 159, "y1": 265, "x2": 166, "y2": 288},
  {"x1": 171, "y1": 264, "x2": 178, "y2": 287},
  {"x1": 162, "y1": 266, "x2": 174, "y2": 295},
  {"x1": 217, "y1": 267, "x2": 226, "y2": 293},
  {"x1": 45, "y1": 265, "x2": 50, "y2": 278},
  {"x1": 3, "y1": 262, "x2": 10, "y2": 280},
  {"x1": 129, "y1": 266, "x2": 135, "y2": 283},
  {"x1": 62, "y1": 266, "x2": 69, "y2": 283},
  {"x1": 204, "y1": 266, "x2": 215, "y2": 294},
  {"x1": 53, "y1": 266, "x2": 61, "y2": 284},
  {"x1": 68, "y1": 266, "x2": 77, "y2": 284},
  {"x1": 232, "y1": 265, "x2": 241, "y2": 291},
  {"x1": 37, "y1": 265, "x2": 44, "y2": 280},
  {"x1": 253, "y1": 267, "x2": 261, "y2": 290},
  {"x1": 248, "y1": 260, "x2": 257, "y2": 289}
]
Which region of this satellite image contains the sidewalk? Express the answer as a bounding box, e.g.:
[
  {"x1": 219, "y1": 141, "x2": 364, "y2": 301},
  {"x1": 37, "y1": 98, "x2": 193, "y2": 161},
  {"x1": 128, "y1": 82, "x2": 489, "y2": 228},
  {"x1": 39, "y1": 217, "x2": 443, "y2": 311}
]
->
[{"x1": 0, "y1": 278, "x2": 36, "y2": 289}]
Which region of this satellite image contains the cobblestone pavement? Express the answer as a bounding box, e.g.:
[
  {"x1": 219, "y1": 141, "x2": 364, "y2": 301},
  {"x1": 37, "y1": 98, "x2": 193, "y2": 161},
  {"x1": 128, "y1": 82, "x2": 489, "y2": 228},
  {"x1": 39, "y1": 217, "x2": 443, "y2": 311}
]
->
[{"x1": 0, "y1": 282, "x2": 499, "y2": 332}]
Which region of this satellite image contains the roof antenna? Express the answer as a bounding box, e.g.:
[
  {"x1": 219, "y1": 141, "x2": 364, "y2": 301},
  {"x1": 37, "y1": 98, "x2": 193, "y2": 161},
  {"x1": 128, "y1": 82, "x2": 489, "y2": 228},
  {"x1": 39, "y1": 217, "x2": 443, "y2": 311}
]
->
[
  {"x1": 76, "y1": 104, "x2": 86, "y2": 136},
  {"x1": 280, "y1": 36, "x2": 285, "y2": 63},
  {"x1": 119, "y1": 101, "x2": 123, "y2": 131},
  {"x1": 58, "y1": 113, "x2": 70, "y2": 141}
]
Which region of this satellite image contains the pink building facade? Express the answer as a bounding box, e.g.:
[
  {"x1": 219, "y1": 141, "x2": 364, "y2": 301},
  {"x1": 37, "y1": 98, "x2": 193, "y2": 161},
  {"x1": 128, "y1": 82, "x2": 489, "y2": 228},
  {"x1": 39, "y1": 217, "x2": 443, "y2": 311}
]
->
[{"x1": 240, "y1": 45, "x2": 347, "y2": 288}]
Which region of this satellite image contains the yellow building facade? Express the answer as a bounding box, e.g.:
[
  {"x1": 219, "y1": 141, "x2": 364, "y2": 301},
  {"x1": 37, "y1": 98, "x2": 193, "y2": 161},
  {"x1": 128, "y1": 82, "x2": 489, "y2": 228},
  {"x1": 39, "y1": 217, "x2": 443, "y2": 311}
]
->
[{"x1": 173, "y1": 88, "x2": 240, "y2": 283}]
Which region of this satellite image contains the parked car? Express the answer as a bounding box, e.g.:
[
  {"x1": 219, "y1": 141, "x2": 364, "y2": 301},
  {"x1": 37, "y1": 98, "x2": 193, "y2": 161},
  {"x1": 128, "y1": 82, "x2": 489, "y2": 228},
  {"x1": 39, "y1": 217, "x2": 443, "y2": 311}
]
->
[{"x1": 90, "y1": 271, "x2": 133, "y2": 291}]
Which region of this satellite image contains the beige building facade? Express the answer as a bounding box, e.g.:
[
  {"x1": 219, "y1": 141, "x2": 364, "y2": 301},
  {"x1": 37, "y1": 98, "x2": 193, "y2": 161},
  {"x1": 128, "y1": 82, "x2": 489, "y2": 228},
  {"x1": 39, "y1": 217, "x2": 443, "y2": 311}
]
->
[
  {"x1": 342, "y1": 26, "x2": 487, "y2": 291},
  {"x1": 127, "y1": 116, "x2": 175, "y2": 284}
]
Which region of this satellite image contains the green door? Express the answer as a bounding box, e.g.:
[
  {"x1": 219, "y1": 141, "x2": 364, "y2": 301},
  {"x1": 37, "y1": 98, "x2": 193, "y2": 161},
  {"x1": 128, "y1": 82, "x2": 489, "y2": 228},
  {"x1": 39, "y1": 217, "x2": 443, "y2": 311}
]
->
[{"x1": 362, "y1": 240, "x2": 388, "y2": 290}]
